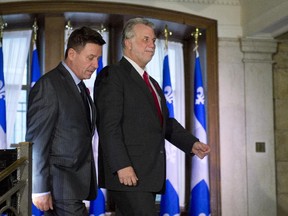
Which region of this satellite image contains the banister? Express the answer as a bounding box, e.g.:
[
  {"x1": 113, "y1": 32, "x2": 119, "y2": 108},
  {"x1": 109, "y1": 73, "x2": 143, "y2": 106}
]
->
[
  {"x1": 0, "y1": 142, "x2": 32, "y2": 215},
  {"x1": 0, "y1": 180, "x2": 26, "y2": 206},
  {"x1": 0, "y1": 157, "x2": 27, "y2": 182}
]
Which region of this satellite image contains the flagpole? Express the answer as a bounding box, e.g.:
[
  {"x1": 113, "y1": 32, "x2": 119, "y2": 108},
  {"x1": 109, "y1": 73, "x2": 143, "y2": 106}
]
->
[
  {"x1": 65, "y1": 20, "x2": 73, "y2": 39},
  {"x1": 30, "y1": 18, "x2": 44, "y2": 216},
  {"x1": 64, "y1": 20, "x2": 73, "y2": 51},
  {"x1": 0, "y1": 16, "x2": 7, "y2": 43},
  {"x1": 32, "y1": 18, "x2": 38, "y2": 44},
  {"x1": 189, "y1": 28, "x2": 210, "y2": 216},
  {"x1": 164, "y1": 24, "x2": 172, "y2": 50},
  {"x1": 159, "y1": 25, "x2": 182, "y2": 216},
  {"x1": 191, "y1": 28, "x2": 202, "y2": 51}
]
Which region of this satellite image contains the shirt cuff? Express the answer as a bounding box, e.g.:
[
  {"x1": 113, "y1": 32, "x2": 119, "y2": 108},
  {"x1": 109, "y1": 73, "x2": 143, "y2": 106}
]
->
[{"x1": 32, "y1": 191, "x2": 50, "y2": 198}]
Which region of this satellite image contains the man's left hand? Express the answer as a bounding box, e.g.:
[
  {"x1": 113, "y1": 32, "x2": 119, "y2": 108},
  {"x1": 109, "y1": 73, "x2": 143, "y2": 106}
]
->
[{"x1": 192, "y1": 141, "x2": 211, "y2": 159}]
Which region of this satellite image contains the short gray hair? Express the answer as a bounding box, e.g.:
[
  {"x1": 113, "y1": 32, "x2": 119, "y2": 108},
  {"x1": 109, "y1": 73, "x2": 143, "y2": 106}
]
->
[{"x1": 121, "y1": 18, "x2": 155, "y2": 49}]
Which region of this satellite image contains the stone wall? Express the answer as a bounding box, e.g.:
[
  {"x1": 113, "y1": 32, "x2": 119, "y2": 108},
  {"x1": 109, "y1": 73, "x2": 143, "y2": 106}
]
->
[{"x1": 274, "y1": 41, "x2": 288, "y2": 216}]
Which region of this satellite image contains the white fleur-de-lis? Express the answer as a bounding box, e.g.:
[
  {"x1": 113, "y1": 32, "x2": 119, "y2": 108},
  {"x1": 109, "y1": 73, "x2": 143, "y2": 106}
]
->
[
  {"x1": 195, "y1": 86, "x2": 205, "y2": 105},
  {"x1": 166, "y1": 144, "x2": 177, "y2": 164},
  {"x1": 0, "y1": 80, "x2": 5, "y2": 100},
  {"x1": 164, "y1": 86, "x2": 173, "y2": 104}
]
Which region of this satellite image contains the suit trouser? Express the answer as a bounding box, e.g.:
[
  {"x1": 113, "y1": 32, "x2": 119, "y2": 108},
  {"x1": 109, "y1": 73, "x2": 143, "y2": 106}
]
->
[
  {"x1": 44, "y1": 165, "x2": 96, "y2": 216},
  {"x1": 109, "y1": 190, "x2": 158, "y2": 216},
  {"x1": 44, "y1": 200, "x2": 88, "y2": 216}
]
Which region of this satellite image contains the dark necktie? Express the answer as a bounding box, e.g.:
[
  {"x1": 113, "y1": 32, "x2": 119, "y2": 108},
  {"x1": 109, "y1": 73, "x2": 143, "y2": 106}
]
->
[
  {"x1": 78, "y1": 81, "x2": 91, "y2": 128},
  {"x1": 143, "y1": 71, "x2": 163, "y2": 125}
]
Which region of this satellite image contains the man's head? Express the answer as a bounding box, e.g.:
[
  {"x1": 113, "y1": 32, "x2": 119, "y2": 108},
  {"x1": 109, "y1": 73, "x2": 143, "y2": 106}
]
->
[
  {"x1": 122, "y1": 18, "x2": 156, "y2": 69},
  {"x1": 65, "y1": 26, "x2": 106, "y2": 80}
]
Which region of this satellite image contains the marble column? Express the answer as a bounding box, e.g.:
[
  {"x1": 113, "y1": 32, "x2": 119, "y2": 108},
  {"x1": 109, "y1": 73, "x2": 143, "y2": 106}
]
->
[
  {"x1": 273, "y1": 42, "x2": 288, "y2": 216},
  {"x1": 241, "y1": 38, "x2": 277, "y2": 216},
  {"x1": 219, "y1": 38, "x2": 248, "y2": 216}
]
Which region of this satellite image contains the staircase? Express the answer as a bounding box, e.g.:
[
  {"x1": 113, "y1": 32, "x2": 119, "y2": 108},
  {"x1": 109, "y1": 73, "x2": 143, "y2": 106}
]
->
[{"x1": 0, "y1": 142, "x2": 32, "y2": 216}]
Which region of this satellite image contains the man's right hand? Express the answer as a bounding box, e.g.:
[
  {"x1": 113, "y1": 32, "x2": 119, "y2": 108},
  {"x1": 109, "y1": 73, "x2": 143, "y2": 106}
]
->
[
  {"x1": 32, "y1": 193, "x2": 53, "y2": 211},
  {"x1": 117, "y1": 166, "x2": 139, "y2": 186}
]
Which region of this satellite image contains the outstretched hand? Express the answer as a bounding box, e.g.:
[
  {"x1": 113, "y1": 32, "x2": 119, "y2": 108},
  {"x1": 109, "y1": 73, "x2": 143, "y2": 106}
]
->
[{"x1": 192, "y1": 141, "x2": 211, "y2": 159}]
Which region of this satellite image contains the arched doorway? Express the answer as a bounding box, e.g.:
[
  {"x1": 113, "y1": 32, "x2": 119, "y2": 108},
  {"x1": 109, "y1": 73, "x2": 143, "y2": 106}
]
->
[{"x1": 0, "y1": 1, "x2": 220, "y2": 215}]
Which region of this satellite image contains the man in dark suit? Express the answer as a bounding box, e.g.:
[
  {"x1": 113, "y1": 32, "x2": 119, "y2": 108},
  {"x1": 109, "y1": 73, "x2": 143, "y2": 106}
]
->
[
  {"x1": 26, "y1": 27, "x2": 105, "y2": 215},
  {"x1": 94, "y1": 18, "x2": 210, "y2": 216}
]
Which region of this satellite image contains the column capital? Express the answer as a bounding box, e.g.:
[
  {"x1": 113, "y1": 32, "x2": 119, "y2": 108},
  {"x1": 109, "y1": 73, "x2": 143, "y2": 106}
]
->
[
  {"x1": 241, "y1": 37, "x2": 277, "y2": 54},
  {"x1": 240, "y1": 38, "x2": 278, "y2": 63}
]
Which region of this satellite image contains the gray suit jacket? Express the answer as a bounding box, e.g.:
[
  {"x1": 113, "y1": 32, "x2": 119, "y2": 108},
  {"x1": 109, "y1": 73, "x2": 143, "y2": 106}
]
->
[
  {"x1": 94, "y1": 57, "x2": 198, "y2": 193},
  {"x1": 26, "y1": 63, "x2": 97, "y2": 200}
]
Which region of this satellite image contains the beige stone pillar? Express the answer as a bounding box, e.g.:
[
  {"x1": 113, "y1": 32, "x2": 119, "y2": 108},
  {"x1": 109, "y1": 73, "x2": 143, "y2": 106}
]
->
[
  {"x1": 274, "y1": 42, "x2": 288, "y2": 216},
  {"x1": 241, "y1": 38, "x2": 277, "y2": 216},
  {"x1": 219, "y1": 38, "x2": 248, "y2": 216}
]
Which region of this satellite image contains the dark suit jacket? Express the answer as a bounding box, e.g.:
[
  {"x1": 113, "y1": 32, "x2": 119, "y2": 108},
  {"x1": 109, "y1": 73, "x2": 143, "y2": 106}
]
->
[
  {"x1": 26, "y1": 63, "x2": 97, "y2": 200},
  {"x1": 94, "y1": 57, "x2": 199, "y2": 193}
]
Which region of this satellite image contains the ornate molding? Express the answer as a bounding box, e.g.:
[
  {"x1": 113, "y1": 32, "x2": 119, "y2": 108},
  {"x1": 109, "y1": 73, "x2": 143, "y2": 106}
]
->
[
  {"x1": 154, "y1": 0, "x2": 240, "y2": 6},
  {"x1": 241, "y1": 38, "x2": 278, "y2": 54},
  {"x1": 0, "y1": 0, "x2": 241, "y2": 6},
  {"x1": 240, "y1": 38, "x2": 278, "y2": 64}
]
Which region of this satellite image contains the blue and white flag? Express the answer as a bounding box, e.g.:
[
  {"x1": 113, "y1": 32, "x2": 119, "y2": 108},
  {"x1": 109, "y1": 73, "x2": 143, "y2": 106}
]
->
[
  {"x1": 89, "y1": 55, "x2": 106, "y2": 216},
  {"x1": 162, "y1": 52, "x2": 174, "y2": 117},
  {"x1": 160, "y1": 50, "x2": 180, "y2": 216},
  {"x1": 0, "y1": 41, "x2": 7, "y2": 149},
  {"x1": 189, "y1": 50, "x2": 210, "y2": 216},
  {"x1": 96, "y1": 56, "x2": 103, "y2": 74},
  {"x1": 31, "y1": 42, "x2": 44, "y2": 216},
  {"x1": 32, "y1": 202, "x2": 43, "y2": 216},
  {"x1": 31, "y1": 43, "x2": 41, "y2": 87},
  {"x1": 89, "y1": 188, "x2": 105, "y2": 216}
]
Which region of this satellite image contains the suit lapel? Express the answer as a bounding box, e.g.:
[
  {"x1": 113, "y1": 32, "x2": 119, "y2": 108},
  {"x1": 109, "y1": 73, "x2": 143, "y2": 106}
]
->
[
  {"x1": 120, "y1": 58, "x2": 158, "y2": 111},
  {"x1": 58, "y1": 63, "x2": 82, "y2": 103},
  {"x1": 57, "y1": 63, "x2": 95, "y2": 133},
  {"x1": 119, "y1": 58, "x2": 165, "y2": 127}
]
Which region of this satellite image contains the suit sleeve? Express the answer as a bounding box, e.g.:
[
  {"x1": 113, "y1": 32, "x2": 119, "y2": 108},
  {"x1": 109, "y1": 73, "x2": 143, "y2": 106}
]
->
[
  {"x1": 151, "y1": 77, "x2": 199, "y2": 154},
  {"x1": 26, "y1": 78, "x2": 58, "y2": 193},
  {"x1": 95, "y1": 66, "x2": 131, "y2": 174},
  {"x1": 165, "y1": 117, "x2": 199, "y2": 154}
]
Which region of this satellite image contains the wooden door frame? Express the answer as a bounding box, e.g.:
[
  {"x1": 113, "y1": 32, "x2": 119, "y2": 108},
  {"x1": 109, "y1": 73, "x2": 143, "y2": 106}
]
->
[{"x1": 0, "y1": 1, "x2": 220, "y2": 215}]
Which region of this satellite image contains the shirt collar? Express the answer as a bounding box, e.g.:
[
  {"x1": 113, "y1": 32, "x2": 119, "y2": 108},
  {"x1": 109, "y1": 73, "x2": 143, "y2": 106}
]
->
[
  {"x1": 61, "y1": 61, "x2": 81, "y2": 85},
  {"x1": 124, "y1": 56, "x2": 146, "y2": 77}
]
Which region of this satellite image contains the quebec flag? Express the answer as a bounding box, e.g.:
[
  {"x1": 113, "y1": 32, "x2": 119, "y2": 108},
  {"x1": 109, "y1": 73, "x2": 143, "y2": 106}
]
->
[
  {"x1": 189, "y1": 50, "x2": 210, "y2": 216},
  {"x1": 89, "y1": 55, "x2": 106, "y2": 216},
  {"x1": 31, "y1": 42, "x2": 44, "y2": 216},
  {"x1": 160, "y1": 50, "x2": 180, "y2": 216},
  {"x1": 31, "y1": 43, "x2": 41, "y2": 87},
  {"x1": 0, "y1": 41, "x2": 7, "y2": 149}
]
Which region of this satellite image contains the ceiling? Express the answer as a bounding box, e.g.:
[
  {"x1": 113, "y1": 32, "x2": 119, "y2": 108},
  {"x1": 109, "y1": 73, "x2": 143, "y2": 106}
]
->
[
  {"x1": 2, "y1": 12, "x2": 204, "y2": 43},
  {"x1": 2, "y1": 1, "x2": 288, "y2": 41}
]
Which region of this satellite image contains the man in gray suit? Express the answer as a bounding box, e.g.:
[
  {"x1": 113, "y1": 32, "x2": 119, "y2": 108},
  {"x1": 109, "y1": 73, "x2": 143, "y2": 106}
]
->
[
  {"x1": 94, "y1": 18, "x2": 210, "y2": 215},
  {"x1": 26, "y1": 27, "x2": 105, "y2": 215}
]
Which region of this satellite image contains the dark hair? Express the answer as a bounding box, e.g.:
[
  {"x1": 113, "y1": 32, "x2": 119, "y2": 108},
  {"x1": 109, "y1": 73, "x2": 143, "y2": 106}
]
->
[
  {"x1": 65, "y1": 26, "x2": 106, "y2": 59},
  {"x1": 121, "y1": 18, "x2": 155, "y2": 49}
]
